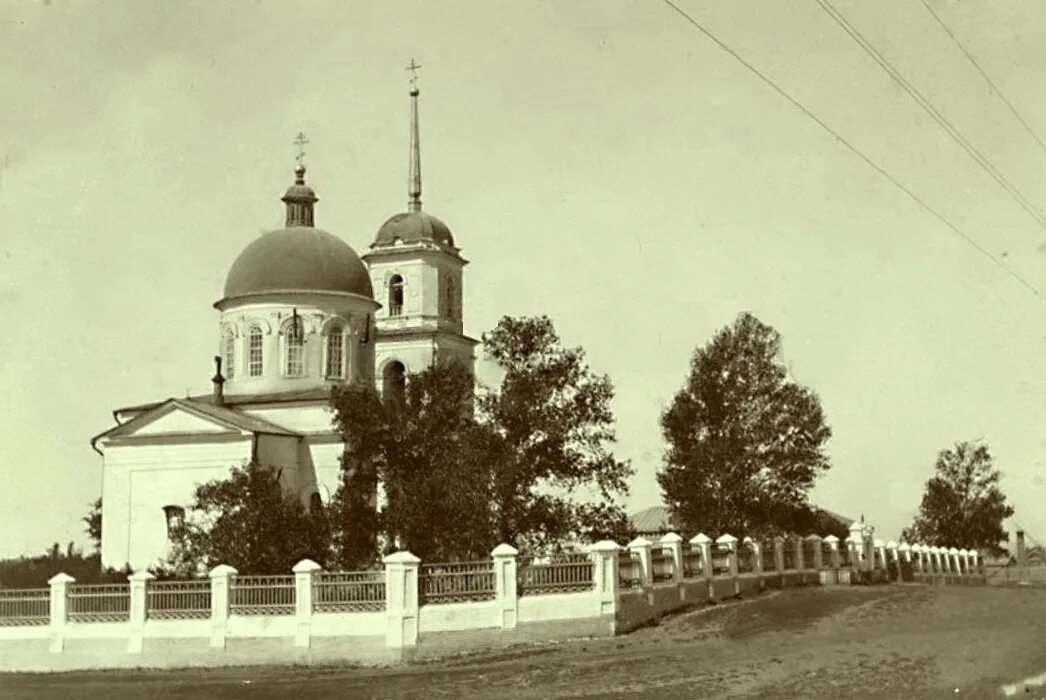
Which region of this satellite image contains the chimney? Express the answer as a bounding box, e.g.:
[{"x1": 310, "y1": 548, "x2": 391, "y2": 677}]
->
[
  {"x1": 211, "y1": 355, "x2": 225, "y2": 405},
  {"x1": 1016, "y1": 529, "x2": 1026, "y2": 567}
]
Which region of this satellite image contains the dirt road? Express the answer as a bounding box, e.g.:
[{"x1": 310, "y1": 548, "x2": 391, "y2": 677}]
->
[{"x1": 3, "y1": 584, "x2": 1044, "y2": 699}]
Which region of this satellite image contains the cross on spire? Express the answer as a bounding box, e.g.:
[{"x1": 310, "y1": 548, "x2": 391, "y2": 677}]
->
[
  {"x1": 292, "y1": 131, "x2": 309, "y2": 167},
  {"x1": 406, "y1": 59, "x2": 421, "y2": 91}
]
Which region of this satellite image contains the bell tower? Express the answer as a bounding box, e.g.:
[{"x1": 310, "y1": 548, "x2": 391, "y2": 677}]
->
[{"x1": 363, "y1": 61, "x2": 478, "y2": 392}]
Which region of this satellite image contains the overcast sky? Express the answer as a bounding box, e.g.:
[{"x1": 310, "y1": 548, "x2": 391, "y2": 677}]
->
[{"x1": 2, "y1": 0, "x2": 1045, "y2": 557}]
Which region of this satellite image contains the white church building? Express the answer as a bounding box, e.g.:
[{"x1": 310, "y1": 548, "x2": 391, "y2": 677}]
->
[{"x1": 91, "y1": 84, "x2": 477, "y2": 571}]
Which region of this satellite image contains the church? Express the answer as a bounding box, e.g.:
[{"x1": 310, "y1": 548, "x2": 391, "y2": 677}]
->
[{"x1": 91, "y1": 80, "x2": 477, "y2": 572}]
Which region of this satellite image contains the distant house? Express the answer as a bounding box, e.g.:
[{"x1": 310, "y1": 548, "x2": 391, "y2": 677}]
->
[{"x1": 628, "y1": 505, "x2": 854, "y2": 538}]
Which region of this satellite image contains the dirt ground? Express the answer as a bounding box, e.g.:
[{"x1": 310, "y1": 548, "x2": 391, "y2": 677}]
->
[{"x1": 3, "y1": 584, "x2": 1045, "y2": 699}]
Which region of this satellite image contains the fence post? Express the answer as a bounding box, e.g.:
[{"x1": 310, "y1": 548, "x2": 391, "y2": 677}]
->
[
  {"x1": 627, "y1": 537, "x2": 653, "y2": 588},
  {"x1": 717, "y1": 534, "x2": 739, "y2": 596},
  {"x1": 47, "y1": 572, "x2": 73, "y2": 654},
  {"x1": 208, "y1": 563, "x2": 237, "y2": 649},
  {"x1": 806, "y1": 535, "x2": 823, "y2": 577},
  {"x1": 383, "y1": 551, "x2": 420, "y2": 649},
  {"x1": 824, "y1": 535, "x2": 840, "y2": 568},
  {"x1": 793, "y1": 535, "x2": 805, "y2": 582},
  {"x1": 589, "y1": 540, "x2": 620, "y2": 631},
  {"x1": 491, "y1": 543, "x2": 519, "y2": 630},
  {"x1": 960, "y1": 549, "x2": 971, "y2": 576},
  {"x1": 660, "y1": 533, "x2": 684, "y2": 587},
  {"x1": 970, "y1": 549, "x2": 980, "y2": 575},
  {"x1": 127, "y1": 570, "x2": 154, "y2": 653},
  {"x1": 949, "y1": 548, "x2": 961, "y2": 578},
  {"x1": 691, "y1": 534, "x2": 713, "y2": 601},
  {"x1": 773, "y1": 536, "x2": 785, "y2": 575},
  {"x1": 292, "y1": 559, "x2": 321, "y2": 648}
]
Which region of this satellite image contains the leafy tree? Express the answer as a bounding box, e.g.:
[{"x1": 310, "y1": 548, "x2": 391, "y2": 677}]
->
[
  {"x1": 160, "y1": 461, "x2": 331, "y2": 576},
  {"x1": 901, "y1": 441, "x2": 1014, "y2": 555},
  {"x1": 331, "y1": 315, "x2": 633, "y2": 559},
  {"x1": 480, "y1": 315, "x2": 633, "y2": 550},
  {"x1": 332, "y1": 362, "x2": 496, "y2": 562},
  {"x1": 658, "y1": 312, "x2": 832, "y2": 537},
  {"x1": 0, "y1": 543, "x2": 129, "y2": 588},
  {"x1": 83, "y1": 498, "x2": 102, "y2": 553}
]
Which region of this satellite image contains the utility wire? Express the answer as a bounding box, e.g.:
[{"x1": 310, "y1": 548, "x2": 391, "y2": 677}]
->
[
  {"x1": 920, "y1": 0, "x2": 1046, "y2": 153},
  {"x1": 816, "y1": 0, "x2": 1046, "y2": 233},
  {"x1": 658, "y1": 0, "x2": 1043, "y2": 298}
]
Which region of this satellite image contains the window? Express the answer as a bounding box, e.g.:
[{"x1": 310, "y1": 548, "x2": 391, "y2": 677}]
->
[
  {"x1": 389, "y1": 275, "x2": 404, "y2": 317},
  {"x1": 285, "y1": 319, "x2": 304, "y2": 376},
  {"x1": 222, "y1": 327, "x2": 236, "y2": 380},
  {"x1": 248, "y1": 325, "x2": 264, "y2": 377},
  {"x1": 326, "y1": 323, "x2": 345, "y2": 378},
  {"x1": 163, "y1": 506, "x2": 185, "y2": 539},
  {"x1": 445, "y1": 275, "x2": 457, "y2": 320},
  {"x1": 382, "y1": 360, "x2": 406, "y2": 408}
]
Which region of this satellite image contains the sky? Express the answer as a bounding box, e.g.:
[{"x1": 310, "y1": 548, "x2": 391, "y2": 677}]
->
[{"x1": 1, "y1": 0, "x2": 1045, "y2": 557}]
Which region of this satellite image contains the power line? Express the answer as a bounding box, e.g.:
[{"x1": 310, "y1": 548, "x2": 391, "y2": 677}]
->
[
  {"x1": 815, "y1": 0, "x2": 1046, "y2": 233},
  {"x1": 920, "y1": 0, "x2": 1046, "y2": 154},
  {"x1": 658, "y1": 0, "x2": 1043, "y2": 298}
]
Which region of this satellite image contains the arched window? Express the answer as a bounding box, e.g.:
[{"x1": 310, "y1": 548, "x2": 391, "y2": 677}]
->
[
  {"x1": 222, "y1": 327, "x2": 236, "y2": 380},
  {"x1": 284, "y1": 318, "x2": 304, "y2": 376},
  {"x1": 163, "y1": 505, "x2": 185, "y2": 539},
  {"x1": 326, "y1": 323, "x2": 345, "y2": 379},
  {"x1": 445, "y1": 275, "x2": 457, "y2": 321},
  {"x1": 382, "y1": 361, "x2": 406, "y2": 408},
  {"x1": 389, "y1": 275, "x2": 404, "y2": 317},
  {"x1": 248, "y1": 325, "x2": 264, "y2": 377}
]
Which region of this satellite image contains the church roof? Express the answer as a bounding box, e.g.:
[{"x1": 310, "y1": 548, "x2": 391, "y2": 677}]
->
[
  {"x1": 113, "y1": 388, "x2": 333, "y2": 416},
  {"x1": 92, "y1": 398, "x2": 301, "y2": 453},
  {"x1": 373, "y1": 210, "x2": 455, "y2": 249},
  {"x1": 221, "y1": 227, "x2": 373, "y2": 302}
]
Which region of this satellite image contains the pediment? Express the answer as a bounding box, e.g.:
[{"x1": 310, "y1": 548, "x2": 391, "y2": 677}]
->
[{"x1": 109, "y1": 402, "x2": 244, "y2": 439}]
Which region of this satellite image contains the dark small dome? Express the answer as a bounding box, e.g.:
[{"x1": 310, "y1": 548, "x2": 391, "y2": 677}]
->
[
  {"x1": 224, "y1": 227, "x2": 373, "y2": 299},
  {"x1": 374, "y1": 210, "x2": 454, "y2": 248}
]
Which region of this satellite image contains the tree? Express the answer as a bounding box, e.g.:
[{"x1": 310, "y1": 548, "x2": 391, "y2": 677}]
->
[
  {"x1": 83, "y1": 498, "x2": 102, "y2": 553},
  {"x1": 160, "y1": 461, "x2": 331, "y2": 576},
  {"x1": 658, "y1": 312, "x2": 832, "y2": 537},
  {"x1": 330, "y1": 315, "x2": 633, "y2": 559},
  {"x1": 480, "y1": 315, "x2": 633, "y2": 550},
  {"x1": 901, "y1": 441, "x2": 1014, "y2": 555},
  {"x1": 332, "y1": 362, "x2": 496, "y2": 562}
]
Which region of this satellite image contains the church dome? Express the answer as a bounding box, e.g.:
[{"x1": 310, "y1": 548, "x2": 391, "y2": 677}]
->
[
  {"x1": 374, "y1": 210, "x2": 454, "y2": 248},
  {"x1": 223, "y1": 227, "x2": 373, "y2": 299}
]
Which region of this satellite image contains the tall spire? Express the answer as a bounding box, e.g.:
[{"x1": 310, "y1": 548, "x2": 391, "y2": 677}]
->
[
  {"x1": 407, "y1": 59, "x2": 422, "y2": 212},
  {"x1": 282, "y1": 131, "x2": 317, "y2": 227}
]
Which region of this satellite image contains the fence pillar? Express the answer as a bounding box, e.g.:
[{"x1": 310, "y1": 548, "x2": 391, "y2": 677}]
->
[
  {"x1": 949, "y1": 548, "x2": 961, "y2": 577},
  {"x1": 660, "y1": 533, "x2": 684, "y2": 586},
  {"x1": 717, "y1": 534, "x2": 739, "y2": 596},
  {"x1": 960, "y1": 549, "x2": 971, "y2": 576},
  {"x1": 292, "y1": 559, "x2": 321, "y2": 648},
  {"x1": 805, "y1": 535, "x2": 823, "y2": 573},
  {"x1": 970, "y1": 549, "x2": 980, "y2": 575},
  {"x1": 845, "y1": 536, "x2": 861, "y2": 571},
  {"x1": 793, "y1": 535, "x2": 805, "y2": 580},
  {"x1": 628, "y1": 537, "x2": 654, "y2": 588},
  {"x1": 208, "y1": 564, "x2": 237, "y2": 649},
  {"x1": 47, "y1": 572, "x2": 73, "y2": 654},
  {"x1": 589, "y1": 540, "x2": 621, "y2": 631},
  {"x1": 127, "y1": 570, "x2": 154, "y2": 653},
  {"x1": 383, "y1": 551, "x2": 420, "y2": 648},
  {"x1": 691, "y1": 534, "x2": 714, "y2": 600},
  {"x1": 824, "y1": 535, "x2": 840, "y2": 569},
  {"x1": 491, "y1": 543, "x2": 519, "y2": 630}
]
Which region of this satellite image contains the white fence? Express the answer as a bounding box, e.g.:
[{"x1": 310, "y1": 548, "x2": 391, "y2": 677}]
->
[{"x1": 0, "y1": 529, "x2": 984, "y2": 668}]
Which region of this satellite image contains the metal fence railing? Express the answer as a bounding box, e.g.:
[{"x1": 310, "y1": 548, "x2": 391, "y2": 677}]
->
[
  {"x1": 681, "y1": 544, "x2": 704, "y2": 579},
  {"x1": 146, "y1": 580, "x2": 211, "y2": 620},
  {"x1": 711, "y1": 546, "x2": 732, "y2": 576},
  {"x1": 229, "y1": 575, "x2": 295, "y2": 616},
  {"x1": 619, "y1": 550, "x2": 643, "y2": 588},
  {"x1": 737, "y1": 546, "x2": 756, "y2": 574},
  {"x1": 518, "y1": 554, "x2": 594, "y2": 596},
  {"x1": 760, "y1": 541, "x2": 778, "y2": 572},
  {"x1": 0, "y1": 588, "x2": 50, "y2": 626},
  {"x1": 651, "y1": 548, "x2": 675, "y2": 583},
  {"x1": 821, "y1": 542, "x2": 835, "y2": 567},
  {"x1": 313, "y1": 571, "x2": 386, "y2": 613},
  {"x1": 68, "y1": 583, "x2": 130, "y2": 623},
  {"x1": 782, "y1": 544, "x2": 797, "y2": 571},
  {"x1": 419, "y1": 561, "x2": 496, "y2": 605},
  {"x1": 802, "y1": 540, "x2": 817, "y2": 568}
]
